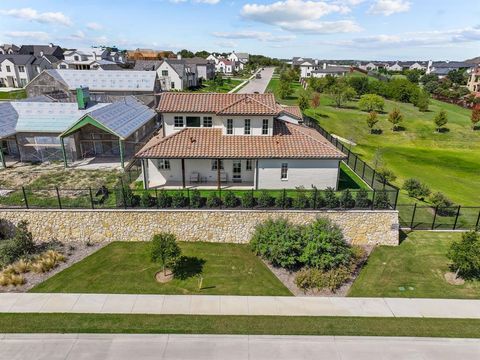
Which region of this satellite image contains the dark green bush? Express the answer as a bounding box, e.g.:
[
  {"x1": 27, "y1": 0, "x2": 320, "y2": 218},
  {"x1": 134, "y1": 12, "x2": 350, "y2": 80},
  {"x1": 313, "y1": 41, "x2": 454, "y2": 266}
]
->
[
  {"x1": 0, "y1": 221, "x2": 35, "y2": 267},
  {"x1": 257, "y1": 190, "x2": 273, "y2": 208},
  {"x1": 313, "y1": 191, "x2": 326, "y2": 209},
  {"x1": 206, "y1": 192, "x2": 222, "y2": 208},
  {"x1": 339, "y1": 189, "x2": 355, "y2": 208},
  {"x1": 295, "y1": 266, "x2": 351, "y2": 292},
  {"x1": 250, "y1": 218, "x2": 304, "y2": 269},
  {"x1": 140, "y1": 191, "x2": 156, "y2": 208},
  {"x1": 171, "y1": 191, "x2": 188, "y2": 208},
  {"x1": 373, "y1": 190, "x2": 391, "y2": 209},
  {"x1": 241, "y1": 191, "x2": 255, "y2": 208},
  {"x1": 223, "y1": 191, "x2": 239, "y2": 208},
  {"x1": 300, "y1": 218, "x2": 352, "y2": 271},
  {"x1": 275, "y1": 195, "x2": 292, "y2": 208},
  {"x1": 447, "y1": 231, "x2": 480, "y2": 280},
  {"x1": 293, "y1": 187, "x2": 310, "y2": 209},
  {"x1": 157, "y1": 190, "x2": 172, "y2": 208},
  {"x1": 190, "y1": 189, "x2": 203, "y2": 208},
  {"x1": 119, "y1": 187, "x2": 140, "y2": 207},
  {"x1": 324, "y1": 187, "x2": 339, "y2": 208},
  {"x1": 430, "y1": 192, "x2": 456, "y2": 216},
  {"x1": 355, "y1": 189, "x2": 370, "y2": 208},
  {"x1": 403, "y1": 178, "x2": 431, "y2": 200}
]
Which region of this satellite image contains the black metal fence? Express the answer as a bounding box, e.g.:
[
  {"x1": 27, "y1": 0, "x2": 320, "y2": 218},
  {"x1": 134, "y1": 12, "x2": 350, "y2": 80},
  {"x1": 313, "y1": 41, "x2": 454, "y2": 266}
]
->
[{"x1": 0, "y1": 187, "x2": 396, "y2": 211}]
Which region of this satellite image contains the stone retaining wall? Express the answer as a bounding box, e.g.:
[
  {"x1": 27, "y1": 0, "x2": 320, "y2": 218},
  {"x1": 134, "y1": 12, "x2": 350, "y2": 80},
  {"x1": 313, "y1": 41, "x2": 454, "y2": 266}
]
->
[{"x1": 0, "y1": 209, "x2": 399, "y2": 246}]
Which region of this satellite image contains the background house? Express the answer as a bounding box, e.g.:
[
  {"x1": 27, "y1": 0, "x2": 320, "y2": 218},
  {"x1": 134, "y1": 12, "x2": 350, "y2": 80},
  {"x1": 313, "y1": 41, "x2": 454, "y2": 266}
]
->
[
  {"x1": 58, "y1": 48, "x2": 121, "y2": 70},
  {"x1": 0, "y1": 54, "x2": 53, "y2": 88},
  {"x1": 18, "y1": 44, "x2": 64, "y2": 61},
  {"x1": 215, "y1": 59, "x2": 234, "y2": 74},
  {"x1": 184, "y1": 57, "x2": 215, "y2": 81},
  {"x1": 467, "y1": 66, "x2": 480, "y2": 93},
  {"x1": 25, "y1": 69, "x2": 160, "y2": 105},
  {"x1": 0, "y1": 44, "x2": 19, "y2": 55}
]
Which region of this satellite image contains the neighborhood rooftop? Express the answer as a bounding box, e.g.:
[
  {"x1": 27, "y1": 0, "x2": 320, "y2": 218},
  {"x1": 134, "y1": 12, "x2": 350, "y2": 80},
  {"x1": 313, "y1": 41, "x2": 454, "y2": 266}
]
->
[
  {"x1": 136, "y1": 120, "x2": 345, "y2": 159},
  {"x1": 42, "y1": 69, "x2": 158, "y2": 91}
]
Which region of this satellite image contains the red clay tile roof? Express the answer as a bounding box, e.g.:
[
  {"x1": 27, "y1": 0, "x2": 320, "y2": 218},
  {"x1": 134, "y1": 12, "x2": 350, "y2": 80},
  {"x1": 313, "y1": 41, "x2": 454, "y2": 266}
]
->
[
  {"x1": 136, "y1": 120, "x2": 346, "y2": 159},
  {"x1": 279, "y1": 105, "x2": 303, "y2": 120},
  {"x1": 157, "y1": 93, "x2": 281, "y2": 116}
]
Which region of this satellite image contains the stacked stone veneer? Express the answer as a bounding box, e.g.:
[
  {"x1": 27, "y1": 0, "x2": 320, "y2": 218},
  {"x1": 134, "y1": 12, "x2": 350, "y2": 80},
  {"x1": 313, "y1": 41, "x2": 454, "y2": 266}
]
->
[{"x1": 0, "y1": 209, "x2": 399, "y2": 246}]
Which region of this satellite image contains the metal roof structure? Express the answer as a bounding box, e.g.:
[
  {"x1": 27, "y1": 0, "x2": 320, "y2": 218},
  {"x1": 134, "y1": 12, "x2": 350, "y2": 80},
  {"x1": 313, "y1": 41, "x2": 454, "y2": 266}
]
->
[
  {"x1": 0, "y1": 103, "x2": 18, "y2": 138},
  {"x1": 44, "y1": 69, "x2": 158, "y2": 92}
]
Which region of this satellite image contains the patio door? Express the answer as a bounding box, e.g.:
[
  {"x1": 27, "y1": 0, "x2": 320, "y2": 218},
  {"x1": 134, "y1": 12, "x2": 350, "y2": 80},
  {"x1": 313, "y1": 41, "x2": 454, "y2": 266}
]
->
[{"x1": 232, "y1": 160, "x2": 242, "y2": 183}]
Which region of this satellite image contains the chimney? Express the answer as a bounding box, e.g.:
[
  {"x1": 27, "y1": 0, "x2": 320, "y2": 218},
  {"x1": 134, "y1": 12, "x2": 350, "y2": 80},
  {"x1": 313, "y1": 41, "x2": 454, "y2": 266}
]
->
[
  {"x1": 76, "y1": 87, "x2": 90, "y2": 110},
  {"x1": 49, "y1": 43, "x2": 54, "y2": 47},
  {"x1": 323, "y1": 63, "x2": 327, "y2": 70},
  {"x1": 177, "y1": 54, "x2": 182, "y2": 60}
]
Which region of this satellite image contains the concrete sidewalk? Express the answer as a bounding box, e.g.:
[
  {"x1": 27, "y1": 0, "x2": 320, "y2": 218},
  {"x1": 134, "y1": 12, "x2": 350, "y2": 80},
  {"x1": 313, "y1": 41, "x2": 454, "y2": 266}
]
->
[
  {"x1": 1, "y1": 334, "x2": 479, "y2": 360},
  {"x1": 1, "y1": 293, "x2": 480, "y2": 318}
]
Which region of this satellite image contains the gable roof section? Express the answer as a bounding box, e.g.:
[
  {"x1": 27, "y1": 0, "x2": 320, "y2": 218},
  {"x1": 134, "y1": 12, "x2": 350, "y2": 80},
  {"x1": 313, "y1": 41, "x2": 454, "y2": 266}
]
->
[
  {"x1": 157, "y1": 93, "x2": 280, "y2": 116},
  {"x1": 0, "y1": 103, "x2": 18, "y2": 138},
  {"x1": 136, "y1": 120, "x2": 345, "y2": 160},
  {"x1": 0, "y1": 54, "x2": 35, "y2": 65},
  {"x1": 41, "y1": 69, "x2": 157, "y2": 92},
  {"x1": 133, "y1": 60, "x2": 162, "y2": 71}
]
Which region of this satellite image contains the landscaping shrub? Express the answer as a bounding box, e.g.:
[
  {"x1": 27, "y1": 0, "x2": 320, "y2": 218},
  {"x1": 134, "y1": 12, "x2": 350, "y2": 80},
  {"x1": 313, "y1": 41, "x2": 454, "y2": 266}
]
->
[
  {"x1": 376, "y1": 167, "x2": 397, "y2": 183},
  {"x1": 300, "y1": 218, "x2": 353, "y2": 271},
  {"x1": 430, "y1": 192, "x2": 456, "y2": 216},
  {"x1": 313, "y1": 191, "x2": 326, "y2": 209},
  {"x1": 157, "y1": 190, "x2": 172, "y2": 208},
  {"x1": 324, "y1": 187, "x2": 339, "y2": 208},
  {"x1": 294, "y1": 266, "x2": 351, "y2": 292},
  {"x1": 151, "y1": 233, "x2": 181, "y2": 275},
  {"x1": 241, "y1": 191, "x2": 255, "y2": 208},
  {"x1": 0, "y1": 221, "x2": 35, "y2": 267},
  {"x1": 171, "y1": 191, "x2": 188, "y2": 208},
  {"x1": 275, "y1": 195, "x2": 292, "y2": 209},
  {"x1": 123, "y1": 187, "x2": 140, "y2": 207},
  {"x1": 358, "y1": 94, "x2": 385, "y2": 112},
  {"x1": 250, "y1": 219, "x2": 304, "y2": 269},
  {"x1": 355, "y1": 189, "x2": 370, "y2": 208},
  {"x1": 140, "y1": 191, "x2": 156, "y2": 208},
  {"x1": 257, "y1": 190, "x2": 273, "y2": 208},
  {"x1": 293, "y1": 187, "x2": 310, "y2": 209},
  {"x1": 223, "y1": 191, "x2": 239, "y2": 208},
  {"x1": 447, "y1": 231, "x2": 480, "y2": 280},
  {"x1": 0, "y1": 219, "x2": 9, "y2": 240},
  {"x1": 373, "y1": 190, "x2": 391, "y2": 209},
  {"x1": 189, "y1": 189, "x2": 203, "y2": 208},
  {"x1": 339, "y1": 189, "x2": 355, "y2": 208},
  {"x1": 403, "y1": 178, "x2": 431, "y2": 200},
  {"x1": 206, "y1": 192, "x2": 222, "y2": 208}
]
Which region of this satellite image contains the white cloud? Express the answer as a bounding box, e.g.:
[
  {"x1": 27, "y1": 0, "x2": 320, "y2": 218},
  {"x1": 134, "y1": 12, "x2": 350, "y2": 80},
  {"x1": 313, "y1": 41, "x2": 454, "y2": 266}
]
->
[
  {"x1": 212, "y1": 30, "x2": 296, "y2": 42},
  {"x1": 5, "y1": 31, "x2": 51, "y2": 42},
  {"x1": 368, "y1": 0, "x2": 411, "y2": 16},
  {"x1": 69, "y1": 30, "x2": 86, "y2": 40},
  {"x1": 87, "y1": 22, "x2": 103, "y2": 31},
  {"x1": 241, "y1": 0, "x2": 362, "y2": 34},
  {"x1": 0, "y1": 8, "x2": 72, "y2": 26},
  {"x1": 216, "y1": 40, "x2": 237, "y2": 48}
]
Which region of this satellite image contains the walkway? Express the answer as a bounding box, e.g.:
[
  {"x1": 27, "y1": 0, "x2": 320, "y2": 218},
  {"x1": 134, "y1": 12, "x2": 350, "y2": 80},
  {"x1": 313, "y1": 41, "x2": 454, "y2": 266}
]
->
[
  {"x1": 2, "y1": 293, "x2": 480, "y2": 318},
  {"x1": 1, "y1": 334, "x2": 479, "y2": 359},
  {"x1": 235, "y1": 67, "x2": 275, "y2": 94}
]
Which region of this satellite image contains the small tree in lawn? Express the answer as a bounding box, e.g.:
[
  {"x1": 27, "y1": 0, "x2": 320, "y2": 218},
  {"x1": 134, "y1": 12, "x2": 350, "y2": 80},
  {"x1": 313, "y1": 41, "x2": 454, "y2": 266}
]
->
[
  {"x1": 434, "y1": 110, "x2": 448, "y2": 132},
  {"x1": 311, "y1": 92, "x2": 321, "y2": 109},
  {"x1": 388, "y1": 108, "x2": 403, "y2": 131},
  {"x1": 471, "y1": 108, "x2": 480, "y2": 130},
  {"x1": 358, "y1": 94, "x2": 385, "y2": 112},
  {"x1": 151, "y1": 233, "x2": 181, "y2": 276},
  {"x1": 366, "y1": 111, "x2": 379, "y2": 134},
  {"x1": 298, "y1": 91, "x2": 310, "y2": 111},
  {"x1": 447, "y1": 231, "x2": 480, "y2": 280}
]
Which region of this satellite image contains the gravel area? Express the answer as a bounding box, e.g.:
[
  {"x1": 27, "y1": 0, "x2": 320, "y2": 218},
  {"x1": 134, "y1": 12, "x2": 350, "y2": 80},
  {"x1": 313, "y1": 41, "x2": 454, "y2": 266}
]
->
[{"x1": 0, "y1": 241, "x2": 106, "y2": 293}]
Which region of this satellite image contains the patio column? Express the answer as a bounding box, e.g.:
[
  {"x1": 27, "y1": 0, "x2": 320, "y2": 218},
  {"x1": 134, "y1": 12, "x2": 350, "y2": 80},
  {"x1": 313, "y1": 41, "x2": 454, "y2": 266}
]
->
[
  {"x1": 60, "y1": 137, "x2": 68, "y2": 169},
  {"x1": 254, "y1": 159, "x2": 259, "y2": 190},
  {"x1": 216, "y1": 159, "x2": 221, "y2": 190},
  {"x1": 142, "y1": 159, "x2": 149, "y2": 190},
  {"x1": 119, "y1": 138, "x2": 125, "y2": 170},
  {"x1": 0, "y1": 143, "x2": 6, "y2": 169},
  {"x1": 181, "y1": 159, "x2": 186, "y2": 188}
]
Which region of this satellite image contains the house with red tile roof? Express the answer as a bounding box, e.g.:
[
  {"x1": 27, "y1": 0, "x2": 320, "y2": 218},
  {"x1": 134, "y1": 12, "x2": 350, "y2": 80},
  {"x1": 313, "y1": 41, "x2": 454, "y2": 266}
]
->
[{"x1": 136, "y1": 92, "x2": 346, "y2": 189}]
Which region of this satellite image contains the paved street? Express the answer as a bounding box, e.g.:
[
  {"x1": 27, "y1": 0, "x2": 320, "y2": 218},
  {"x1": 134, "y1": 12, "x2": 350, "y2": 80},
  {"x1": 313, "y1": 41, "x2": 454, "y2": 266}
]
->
[
  {"x1": 0, "y1": 334, "x2": 479, "y2": 360},
  {"x1": 236, "y1": 67, "x2": 275, "y2": 94},
  {"x1": 2, "y1": 293, "x2": 480, "y2": 318}
]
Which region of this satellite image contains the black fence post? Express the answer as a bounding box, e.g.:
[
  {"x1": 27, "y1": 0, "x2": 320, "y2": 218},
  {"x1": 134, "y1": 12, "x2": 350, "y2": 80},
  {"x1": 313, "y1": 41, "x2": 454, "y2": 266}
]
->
[
  {"x1": 313, "y1": 188, "x2": 318, "y2": 209},
  {"x1": 361, "y1": 162, "x2": 366, "y2": 179},
  {"x1": 251, "y1": 189, "x2": 254, "y2": 209},
  {"x1": 431, "y1": 206, "x2": 439, "y2": 230},
  {"x1": 155, "y1": 188, "x2": 159, "y2": 209},
  {"x1": 410, "y1": 203, "x2": 417, "y2": 229},
  {"x1": 282, "y1": 189, "x2": 286, "y2": 209},
  {"x1": 353, "y1": 155, "x2": 358, "y2": 172},
  {"x1": 476, "y1": 210, "x2": 480, "y2": 231},
  {"x1": 89, "y1": 187, "x2": 95, "y2": 209},
  {"x1": 22, "y1": 186, "x2": 29, "y2": 209},
  {"x1": 453, "y1": 205, "x2": 461, "y2": 230},
  {"x1": 371, "y1": 170, "x2": 376, "y2": 188},
  {"x1": 393, "y1": 189, "x2": 399, "y2": 209},
  {"x1": 120, "y1": 178, "x2": 127, "y2": 209},
  {"x1": 187, "y1": 188, "x2": 190, "y2": 209},
  {"x1": 371, "y1": 189, "x2": 376, "y2": 210},
  {"x1": 55, "y1": 187, "x2": 62, "y2": 209}
]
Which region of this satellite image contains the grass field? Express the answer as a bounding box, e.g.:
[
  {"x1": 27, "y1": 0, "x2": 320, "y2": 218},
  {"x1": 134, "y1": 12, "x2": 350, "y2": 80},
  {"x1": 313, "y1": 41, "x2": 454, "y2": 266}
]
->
[
  {"x1": 0, "y1": 89, "x2": 27, "y2": 100},
  {"x1": 195, "y1": 79, "x2": 243, "y2": 93},
  {"x1": 267, "y1": 76, "x2": 480, "y2": 205},
  {"x1": 0, "y1": 314, "x2": 479, "y2": 338},
  {"x1": 31, "y1": 242, "x2": 291, "y2": 296},
  {"x1": 349, "y1": 231, "x2": 480, "y2": 299}
]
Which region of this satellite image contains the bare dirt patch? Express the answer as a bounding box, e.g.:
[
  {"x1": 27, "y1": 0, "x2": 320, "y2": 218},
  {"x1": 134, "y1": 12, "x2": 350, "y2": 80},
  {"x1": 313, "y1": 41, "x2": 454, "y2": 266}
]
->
[
  {"x1": 155, "y1": 270, "x2": 174, "y2": 283},
  {"x1": 444, "y1": 272, "x2": 465, "y2": 286}
]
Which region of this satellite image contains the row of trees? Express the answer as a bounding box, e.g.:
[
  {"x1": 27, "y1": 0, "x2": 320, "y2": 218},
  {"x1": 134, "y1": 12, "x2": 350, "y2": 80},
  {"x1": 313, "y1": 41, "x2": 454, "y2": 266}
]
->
[{"x1": 366, "y1": 108, "x2": 450, "y2": 133}]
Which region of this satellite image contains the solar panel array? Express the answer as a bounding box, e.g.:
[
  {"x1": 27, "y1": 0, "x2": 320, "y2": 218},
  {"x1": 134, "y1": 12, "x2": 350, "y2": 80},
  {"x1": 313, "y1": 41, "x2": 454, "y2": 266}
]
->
[{"x1": 46, "y1": 70, "x2": 157, "y2": 92}]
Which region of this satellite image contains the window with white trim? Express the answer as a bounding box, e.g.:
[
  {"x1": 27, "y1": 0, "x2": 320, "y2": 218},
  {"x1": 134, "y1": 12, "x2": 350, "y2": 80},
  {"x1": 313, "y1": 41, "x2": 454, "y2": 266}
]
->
[
  {"x1": 262, "y1": 119, "x2": 269, "y2": 135},
  {"x1": 211, "y1": 159, "x2": 224, "y2": 171},
  {"x1": 157, "y1": 159, "x2": 171, "y2": 170},
  {"x1": 162, "y1": 70, "x2": 168, "y2": 76},
  {"x1": 174, "y1": 116, "x2": 184, "y2": 128},
  {"x1": 203, "y1": 117, "x2": 213, "y2": 127},
  {"x1": 281, "y1": 163, "x2": 288, "y2": 180},
  {"x1": 246, "y1": 159, "x2": 253, "y2": 171},
  {"x1": 226, "y1": 119, "x2": 233, "y2": 134},
  {"x1": 244, "y1": 119, "x2": 251, "y2": 135},
  {"x1": 18, "y1": 66, "x2": 25, "y2": 73},
  {"x1": 6, "y1": 65, "x2": 11, "y2": 72}
]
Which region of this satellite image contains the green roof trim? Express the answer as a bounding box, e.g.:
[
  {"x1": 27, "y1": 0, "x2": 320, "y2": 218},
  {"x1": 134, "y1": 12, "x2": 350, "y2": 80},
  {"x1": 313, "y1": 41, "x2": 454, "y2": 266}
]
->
[{"x1": 60, "y1": 115, "x2": 123, "y2": 139}]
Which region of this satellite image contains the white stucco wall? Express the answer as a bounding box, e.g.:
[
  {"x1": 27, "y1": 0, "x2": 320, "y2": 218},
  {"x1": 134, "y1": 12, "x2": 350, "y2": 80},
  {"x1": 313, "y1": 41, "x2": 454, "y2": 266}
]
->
[{"x1": 256, "y1": 159, "x2": 340, "y2": 189}]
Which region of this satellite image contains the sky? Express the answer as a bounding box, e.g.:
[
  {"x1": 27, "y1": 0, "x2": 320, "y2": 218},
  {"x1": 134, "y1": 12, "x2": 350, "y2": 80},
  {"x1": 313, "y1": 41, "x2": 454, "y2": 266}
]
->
[{"x1": 0, "y1": 0, "x2": 479, "y2": 60}]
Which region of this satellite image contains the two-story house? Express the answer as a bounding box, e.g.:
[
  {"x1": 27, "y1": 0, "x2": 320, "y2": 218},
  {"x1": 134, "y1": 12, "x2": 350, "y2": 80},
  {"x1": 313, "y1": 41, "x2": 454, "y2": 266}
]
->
[
  {"x1": 156, "y1": 58, "x2": 197, "y2": 90},
  {"x1": 18, "y1": 44, "x2": 64, "y2": 61},
  {"x1": 215, "y1": 59, "x2": 234, "y2": 74},
  {"x1": 58, "y1": 48, "x2": 120, "y2": 70},
  {"x1": 0, "y1": 54, "x2": 52, "y2": 88},
  {"x1": 136, "y1": 93, "x2": 346, "y2": 190},
  {"x1": 184, "y1": 57, "x2": 215, "y2": 81},
  {"x1": 0, "y1": 44, "x2": 19, "y2": 55},
  {"x1": 468, "y1": 66, "x2": 480, "y2": 93}
]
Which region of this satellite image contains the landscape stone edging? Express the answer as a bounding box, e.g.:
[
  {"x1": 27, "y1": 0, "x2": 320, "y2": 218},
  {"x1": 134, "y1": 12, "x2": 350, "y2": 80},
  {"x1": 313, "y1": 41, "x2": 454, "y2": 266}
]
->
[{"x1": 0, "y1": 209, "x2": 399, "y2": 246}]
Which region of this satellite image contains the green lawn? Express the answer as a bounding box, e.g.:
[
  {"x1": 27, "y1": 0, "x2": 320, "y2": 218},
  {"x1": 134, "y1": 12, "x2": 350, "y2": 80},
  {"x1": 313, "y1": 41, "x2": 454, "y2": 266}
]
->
[
  {"x1": 349, "y1": 231, "x2": 480, "y2": 299},
  {"x1": 194, "y1": 79, "x2": 243, "y2": 93},
  {"x1": 31, "y1": 242, "x2": 291, "y2": 296},
  {"x1": 266, "y1": 75, "x2": 480, "y2": 205},
  {"x1": 0, "y1": 89, "x2": 26, "y2": 100},
  {"x1": 0, "y1": 314, "x2": 479, "y2": 338}
]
